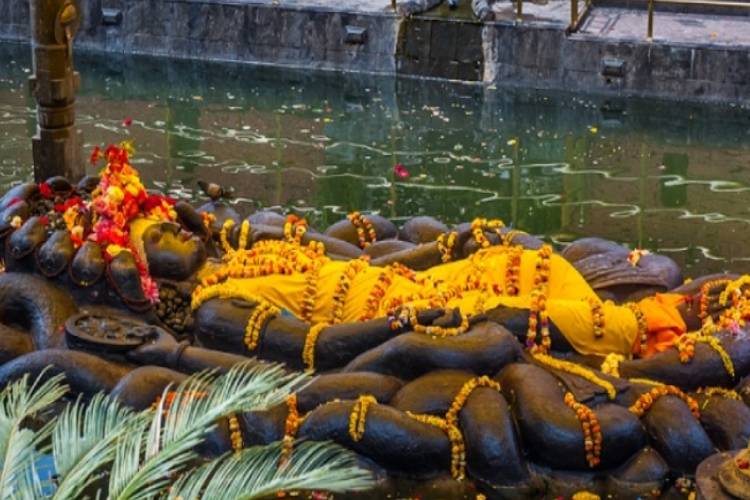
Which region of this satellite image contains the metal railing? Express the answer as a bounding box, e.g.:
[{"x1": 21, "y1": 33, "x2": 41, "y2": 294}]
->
[
  {"x1": 569, "y1": 0, "x2": 594, "y2": 32},
  {"x1": 646, "y1": 0, "x2": 750, "y2": 39}
]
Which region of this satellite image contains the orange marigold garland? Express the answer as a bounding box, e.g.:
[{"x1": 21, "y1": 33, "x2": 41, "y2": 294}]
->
[
  {"x1": 504, "y1": 245, "x2": 523, "y2": 296},
  {"x1": 280, "y1": 394, "x2": 304, "y2": 466},
  {"x1": 626, "y1": 302, "x2": 649, "y2": 356},
  {"x1": 348, "y1": 395, "x2": 378, "y2": 442},
  {"x1": 406, "y1": 412, "x2": 466, "y2": 480},
  {"x1": 347, "y1": 211, "x2": 377, "y2": 249},
  {"x1": 563, "y1": 392, "x2": 602, "y2": 468},
  {"x1": 629, "y1": 385, "x2": 700, "y2": 419},
  {"x1": 359, "y1": 268, "x2": 395, "y2": 321},
  {"x1": 526, "y1": 244, "x2": 553, "y2": 353},
  {"x1": 283, "y1": 214, "x2": 307, "y2": 245},
  {"x1": 302, "y1": 322, "x2": 329, "y2": 372}
]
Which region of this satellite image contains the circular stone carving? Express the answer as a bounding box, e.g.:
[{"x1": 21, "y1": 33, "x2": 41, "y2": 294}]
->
[{"x1": 65, "y1": 312, "x2": 159, "y2": 353}]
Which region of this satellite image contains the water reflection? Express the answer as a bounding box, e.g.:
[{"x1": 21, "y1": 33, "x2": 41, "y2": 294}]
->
[{"x1": 1, "y1": 43, "x2": 749, "y2": 276}]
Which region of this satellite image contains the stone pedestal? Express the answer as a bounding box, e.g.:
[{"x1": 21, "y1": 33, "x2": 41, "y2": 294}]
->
[{"x1": 29, "y1": 0, "x2": 84, "y2": 182}]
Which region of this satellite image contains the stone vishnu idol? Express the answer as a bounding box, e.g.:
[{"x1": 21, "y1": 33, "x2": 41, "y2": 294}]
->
[{"x1": 0, "y1": 143, "x2": 749, "y2": 498}]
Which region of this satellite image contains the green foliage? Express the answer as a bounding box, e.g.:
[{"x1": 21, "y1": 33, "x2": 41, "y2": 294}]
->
[{"x1": 0, "y1": 362, "x2": 375, "y2": 499}]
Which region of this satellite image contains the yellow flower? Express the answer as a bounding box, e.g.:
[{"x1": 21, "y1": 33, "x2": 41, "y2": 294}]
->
[
  {"x1": 9, "y1": 216, "x2": 22, "y2": 229},
  {"x1": 125, "y1": 182, "x2": 143, "y2": 197},
  {"x1": 106, "y1": 244, "x2": 129, "y2": 258},
  {"x1": 106, "y1": 186, "x2": 124, "y2": 204}
]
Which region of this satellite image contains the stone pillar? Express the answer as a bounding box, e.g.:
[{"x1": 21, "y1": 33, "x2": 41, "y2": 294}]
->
[{"x1": 29, "y1": 0, "x2": 84, "y2": 182}]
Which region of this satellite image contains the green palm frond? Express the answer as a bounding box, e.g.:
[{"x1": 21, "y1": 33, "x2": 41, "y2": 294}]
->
[
  {"x1": 51, "y1": 393, "x2": 140, "y2": 500},
  {"x1": 0, "y1": 371, "x2": 68, "y2": 499},
  {"x1": 107, "y1": 361, "x2": 308, "y2": 500},
  {"x1": 167, "y1": 441, "x2": 375, "y2": 500}
]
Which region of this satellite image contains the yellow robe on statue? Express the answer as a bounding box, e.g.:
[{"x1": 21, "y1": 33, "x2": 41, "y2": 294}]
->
[{"x1": 195, "y1": 242, "x2": 684, "y2": 357}]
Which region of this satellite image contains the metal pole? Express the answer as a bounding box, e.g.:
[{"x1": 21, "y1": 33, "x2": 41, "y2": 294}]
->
[
  {"x1": 28, "y1": 0, "x2": 84, "y2": 182},
  {"x1": 571, "y1": 0, "x2": 579, "y2": 30},
  {"x1": 647, "y1": 0, "x2": 655, "y2": 40},
  {"x1": 516, "y1": 0, "x2": 523, "y2": 21}
]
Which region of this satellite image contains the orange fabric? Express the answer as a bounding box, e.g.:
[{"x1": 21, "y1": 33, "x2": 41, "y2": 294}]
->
[{"x1": 635, "y1": 293, "x2": 687, "y2": 357}]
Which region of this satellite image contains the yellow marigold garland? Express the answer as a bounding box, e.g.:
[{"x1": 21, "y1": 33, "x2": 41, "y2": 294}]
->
[
  {"x1": 501, "y1": 229, "x2": 527, "y2": 247},
  {"x1": 398, "y1": 306, "x2": 470, "y2": 338},
  {"x1": 228, "y1": 414, "x2": 243, "y2": 452},
  {"x1": 445, "y1": 376, "x2": 502, "y2": 427},
  {"x1": 220, "y1": 219, "x2": 235, "y2": 254},
  {"x1": 588, "y1": 298, "x2": 605, "y2": 339},
  {"x1": 697, "y1": 386, "x2": 742, "y2": 401},
  {"x1": 238, "y1": 220, "x2": 251, "y2": 250},
  {"x1": 330, "y1": 257, "x2": 369, "y2": 324},
  {"x1": 244, "y1": 302, "x2": 280, "y2": 351},
  {"x1": 629, "y1": 385, "x2": 700, "y2": 419},
  {"x1": 563, "y1": 392, "x2": 602, "y2": 468},
  {"x1": 699, "y1": 278, "x2": 732, "y2": 321},
  {"x1": 437, "y1": 231, "x2": 458, "y2": 263},
  {"x1": 628, "y1": 377, "x2": 665, "y2": 387},
  {"x1": 533, "y1": 352, "x2": 617, "y2": 400},
  {"x1": 600, "y1": 353, "x2": 625, "y2": 378},
  {"x1": 676, "y1": 333, "x2": 735, "y2": 378},
  {"x1": 300, "y1": 261, "x2": 321, "y2": 323},
  {"x1": 406, "y1": 412, "x2": 466, "y2": 480},
  {"x1": 348, "y1": 395, "x2": 377, "y2": 442},
  {"x1": 302, "y1": 322, "x2": 329, "y2": 373},
  {"x1": 470, "y1": 218, "x2": 505, "y2": 249}
]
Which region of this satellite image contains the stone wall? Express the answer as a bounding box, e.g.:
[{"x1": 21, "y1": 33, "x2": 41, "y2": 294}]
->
[
  {"x1": 483, "y1": 23, "x2": 750, "y2": 102},
  {"x1": 1, "y1": 0, "x2": 401, "y2": 74}
]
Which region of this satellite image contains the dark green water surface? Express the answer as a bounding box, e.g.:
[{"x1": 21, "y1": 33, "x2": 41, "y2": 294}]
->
[{"x1": 1, "y1": 42, "x2": 749, "y2": 276}]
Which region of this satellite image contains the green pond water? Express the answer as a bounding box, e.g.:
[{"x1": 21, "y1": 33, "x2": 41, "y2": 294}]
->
[{"x1": 1, "y1": 42, "x2": 750, "y2": 277}]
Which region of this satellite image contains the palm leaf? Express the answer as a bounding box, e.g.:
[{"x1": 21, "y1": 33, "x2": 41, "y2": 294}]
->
[
  {"x1": 0, "y1": 371, "x2": 68, "y2": 499},
  {"x1": 166, "y1": 441, "x2": 375, "y2": 500},
  {"x1": 107, "y1": 361, "x2": 307, "y2": 500},
  {"x1": 51, "y1": 393, "x2": 140, "y2": 500}
]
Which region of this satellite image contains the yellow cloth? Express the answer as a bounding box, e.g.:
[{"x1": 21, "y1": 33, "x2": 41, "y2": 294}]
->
[{"x1": 197, "y1": 242, "x2": 683, "y2": 357}]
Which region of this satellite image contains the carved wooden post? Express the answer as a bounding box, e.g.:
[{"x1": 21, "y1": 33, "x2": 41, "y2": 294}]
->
[{"x1": 29, "y1": 0, "x2": 84, "y2": 182}]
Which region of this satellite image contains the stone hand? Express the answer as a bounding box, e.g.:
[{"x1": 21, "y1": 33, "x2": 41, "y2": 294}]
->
[{"x1": 126, "y1": 327, "x2": 180, "y2": 367}]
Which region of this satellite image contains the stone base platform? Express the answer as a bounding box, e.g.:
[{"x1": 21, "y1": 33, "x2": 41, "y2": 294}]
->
[{"x1": 1, "y1": 0, "x2": 748, "y2": 104}]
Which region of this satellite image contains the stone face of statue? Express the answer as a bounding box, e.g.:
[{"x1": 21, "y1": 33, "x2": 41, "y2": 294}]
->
[{"x1": 142, "y1": 222, "x2": 207, "y2": 281}]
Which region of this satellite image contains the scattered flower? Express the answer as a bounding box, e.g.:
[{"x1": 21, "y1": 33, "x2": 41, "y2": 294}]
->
[
  {"x1": 627, "y1": 248, "x2": 650, "y2": 267},
  {"x1": 123, "y1": 117, "x2": 133, "y2": 127},
  {"x1": 394, "y1": 163, "x2": 410, "y2": 179},
  {"x1": 589, "y1": 126, "x2": 599, "y2": 134},
  {"x1": 38, "y1": 181, "x2": 53, "y2": 199}
]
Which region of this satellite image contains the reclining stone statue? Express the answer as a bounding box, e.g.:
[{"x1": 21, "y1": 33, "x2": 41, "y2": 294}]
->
[{"x1": 0, "y1": 143, "x2": 749, "y2": 498}]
